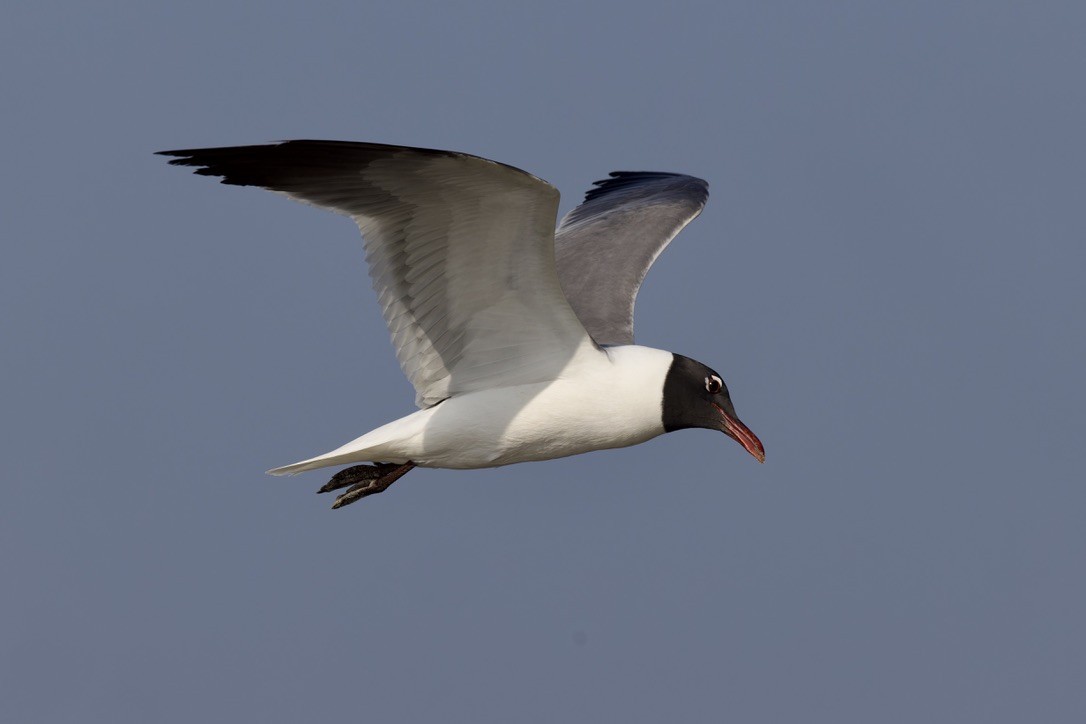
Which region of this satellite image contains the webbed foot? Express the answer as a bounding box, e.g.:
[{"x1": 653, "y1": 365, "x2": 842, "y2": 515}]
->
[{"x1": 317, "y1": 462, "x2": 416, "y2": 508}]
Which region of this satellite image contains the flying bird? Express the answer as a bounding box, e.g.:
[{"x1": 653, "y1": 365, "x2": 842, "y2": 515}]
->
[{"x1": 159, "y1": 141, "x2": 764, "y2": 508}]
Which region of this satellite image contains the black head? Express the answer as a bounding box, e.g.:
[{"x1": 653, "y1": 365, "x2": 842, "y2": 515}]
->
[{"x1": 662, "y1": 354, "x2": 765, "y2": 462}]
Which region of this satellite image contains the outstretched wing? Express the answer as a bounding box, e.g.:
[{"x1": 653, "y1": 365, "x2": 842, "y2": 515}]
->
[
  {"x1": 554, "y1": 172, "x2": 709, "y2": 346},
  {"x1": 160, "y1": 140, "x2": 593, "y2": 407}
]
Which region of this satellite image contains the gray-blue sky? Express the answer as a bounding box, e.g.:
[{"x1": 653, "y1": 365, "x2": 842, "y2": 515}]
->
[{"x1": 2, "y1": 1, "x2": 1084, "y2": 721}]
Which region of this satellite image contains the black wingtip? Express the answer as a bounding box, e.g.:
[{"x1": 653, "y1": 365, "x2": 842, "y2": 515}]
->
[
  {"x1": 582, "y1": 171, "x2": 708, "y2": 204},
  {"x1": 155, "y1": 148, "x2": 206, "y2": 162},
  {"x1": 153, "y1": 143, "x2": 306, "y2": 186},
  {"x1": 153, "y1": 140, "x2": 473, "y2": 188}
]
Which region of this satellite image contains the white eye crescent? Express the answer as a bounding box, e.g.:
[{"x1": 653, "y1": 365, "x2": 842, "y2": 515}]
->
[{"x1": 705, "y1": 375, "x2": 722, "y2": 394}]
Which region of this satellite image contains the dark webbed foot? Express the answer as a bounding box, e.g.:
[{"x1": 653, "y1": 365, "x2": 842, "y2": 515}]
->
[
  {"x1": 318, "y1": 462, "x2": 416, "y2": 509},
  {"x1": 318, "y1": 463, "x2": 405, "y2": 494}
]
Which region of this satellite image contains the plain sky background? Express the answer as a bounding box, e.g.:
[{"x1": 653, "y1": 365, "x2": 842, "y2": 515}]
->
[{"x1": 2, "y1": 1, "x2": 1084, "y2": 721}]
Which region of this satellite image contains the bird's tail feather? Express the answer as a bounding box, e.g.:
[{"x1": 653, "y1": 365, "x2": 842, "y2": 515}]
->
[
  {"x1": 267, "y1": 411, "x2": 426, "y2": 476},
  {"x1": 267, "y1": 446, "x2": 387, "y2": 476}
]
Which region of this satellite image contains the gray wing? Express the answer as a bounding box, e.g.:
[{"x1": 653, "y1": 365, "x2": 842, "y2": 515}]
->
[
  {"x1": 554, "y1": 172, "x2": 709, "y2": 346},
  {"x1": 160, "y1": 140, "x2": 593, "y2": 407}
]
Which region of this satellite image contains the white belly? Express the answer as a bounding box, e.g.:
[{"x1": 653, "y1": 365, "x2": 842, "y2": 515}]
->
[
  {"x1": 407, "y1": 375, "x2": 665, "y2": 468},
  {"x1": 271, "y1": 345, "x2": 672, "y2": 473}
]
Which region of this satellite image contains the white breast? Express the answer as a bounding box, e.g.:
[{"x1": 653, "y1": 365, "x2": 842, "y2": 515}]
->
[
  {"x1": 351, "y1": 345, "x2": 673, "y2": 469},
  {"x1": 270, "y1": 345, "x2": 674, "y2": 473}
]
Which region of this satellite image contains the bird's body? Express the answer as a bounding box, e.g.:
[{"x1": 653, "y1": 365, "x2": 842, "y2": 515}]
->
[
  {"x1": 159, "y1": 140, "x2": 764, "y2": 507},
  {"x1": 277, "y1": 344, "x2": 672, "y2": 472}
]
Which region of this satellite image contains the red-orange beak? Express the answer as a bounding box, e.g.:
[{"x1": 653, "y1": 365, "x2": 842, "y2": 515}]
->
[{"x1": 713, "y1": 403, "x2": 765, "y2": 463}]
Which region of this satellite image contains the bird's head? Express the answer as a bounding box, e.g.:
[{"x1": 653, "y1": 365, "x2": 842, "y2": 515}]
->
[{"x1": 662, "y1": 354, "x2": 765, "y2": 462}]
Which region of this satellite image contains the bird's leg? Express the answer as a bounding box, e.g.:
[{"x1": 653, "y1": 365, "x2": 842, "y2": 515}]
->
[
  {"x1": 317, "y1": 463, "x2": 405, "y2": 494},
  {"x1": 323, "y1": 462, "x2": 416, "y2": 509}
]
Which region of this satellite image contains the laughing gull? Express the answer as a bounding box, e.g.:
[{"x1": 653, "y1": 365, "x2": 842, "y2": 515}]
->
[{"x1": 159, "y1": 141, "x2": 764, "y2": 507}]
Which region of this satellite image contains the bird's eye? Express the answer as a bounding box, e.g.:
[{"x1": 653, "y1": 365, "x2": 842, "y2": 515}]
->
[{"x1": 705, "y1": 375, "x2": 722, "y2": 394}]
